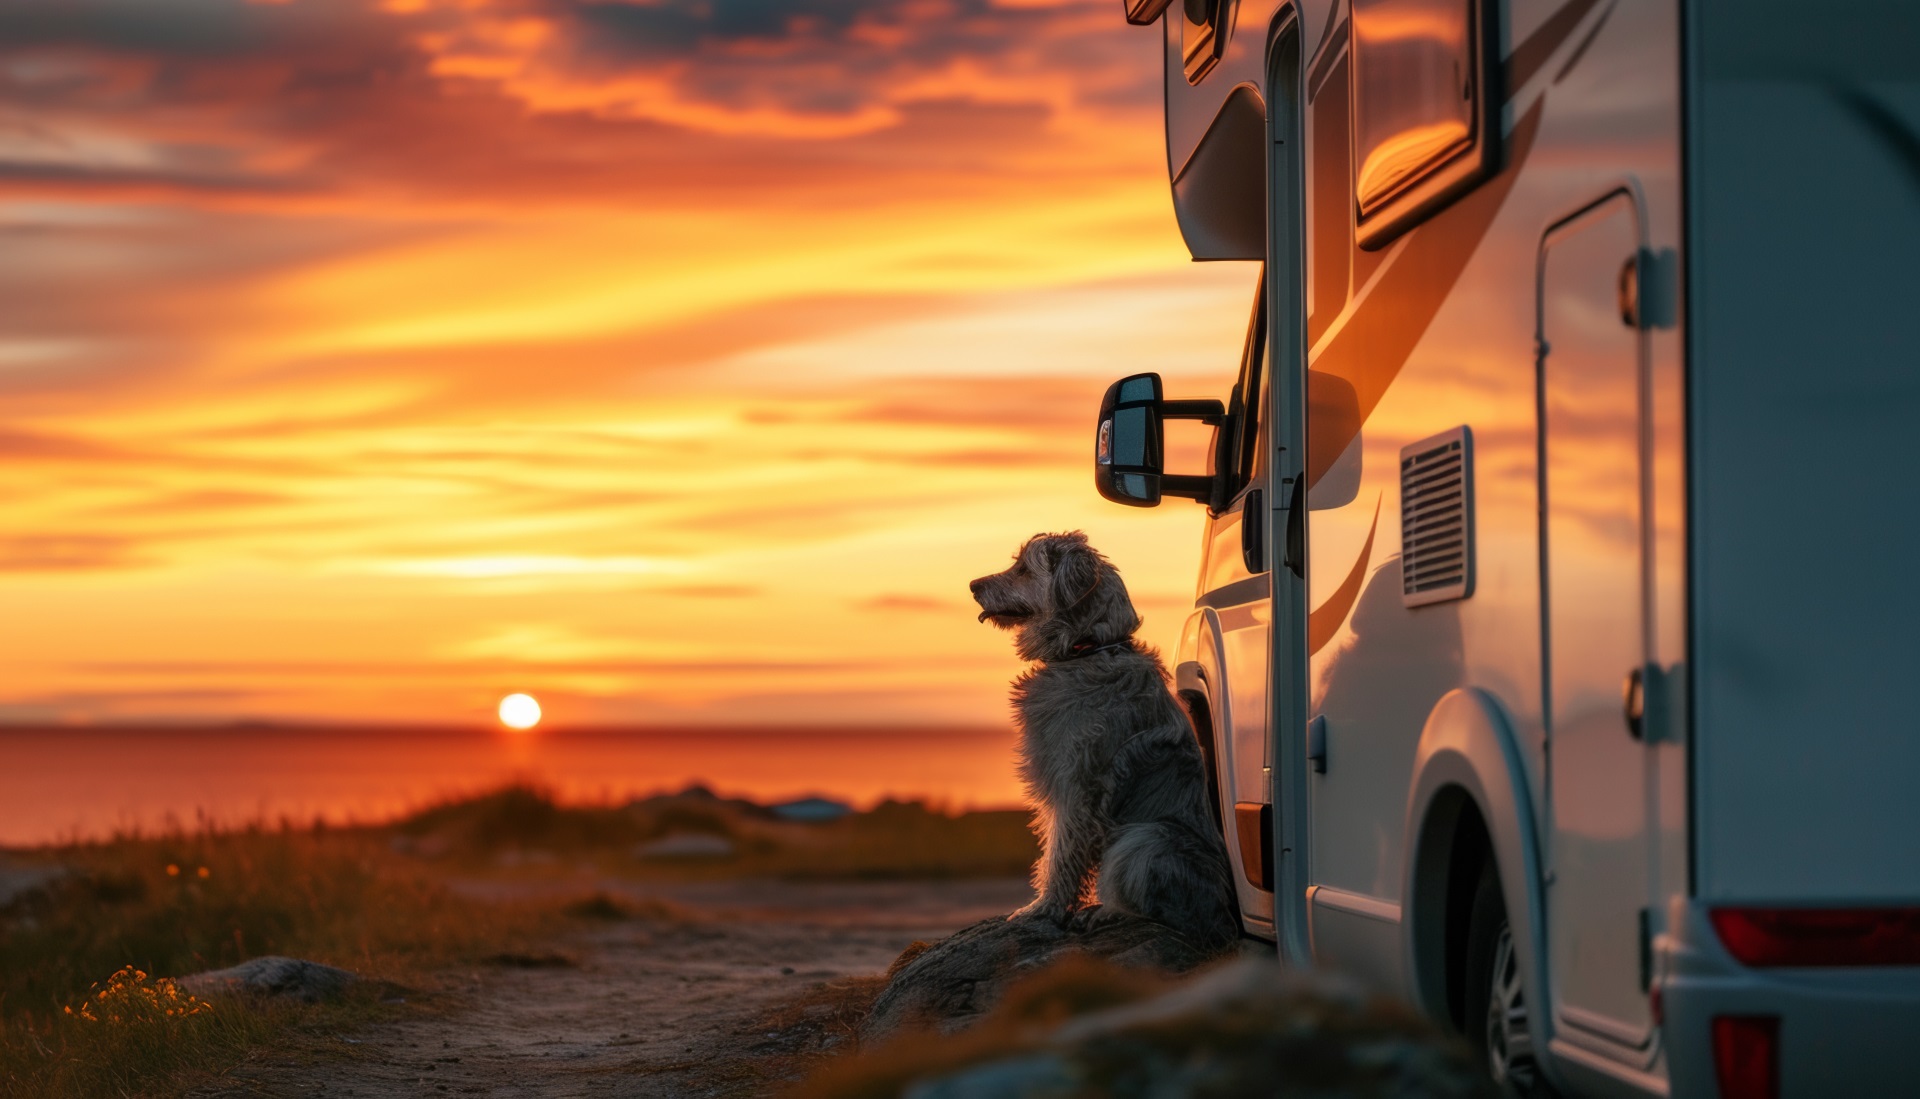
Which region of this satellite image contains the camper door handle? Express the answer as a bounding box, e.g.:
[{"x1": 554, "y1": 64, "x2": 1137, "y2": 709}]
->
[
  {"x1": 1624, "y1": 666, "x2": 1646, "y2": 740},
  {"x1": 1282, "y1": 476, "x2": 1305, "y2": 579},
  {"x1": 1241, "y1": 489, "x2": 1263, "y2": 572}
]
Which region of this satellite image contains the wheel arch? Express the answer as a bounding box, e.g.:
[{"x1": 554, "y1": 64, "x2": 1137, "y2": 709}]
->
[
  {"x1": 1174, "y1": 679, "x2": 1226, "y2": 836},
  {"x1": 1401, "y1": 688, "x2": 1548, "y2": 1044},
  {"x1": 1174, "y1": 607, "x2": 1257, "y2": 919},
  {"x1": 1174, "y1": 606, "x2": 1228, "y2": 839}
]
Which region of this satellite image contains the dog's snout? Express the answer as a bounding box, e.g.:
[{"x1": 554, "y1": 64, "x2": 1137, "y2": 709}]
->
[{"x1": 968, "y1": 576, "x2": 988, "y2": 598}]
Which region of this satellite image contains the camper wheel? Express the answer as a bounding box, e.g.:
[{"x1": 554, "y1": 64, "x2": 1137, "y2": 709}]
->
[{"x1": 1464, "y1": 862, "x2": 1541, "y2": 1095}]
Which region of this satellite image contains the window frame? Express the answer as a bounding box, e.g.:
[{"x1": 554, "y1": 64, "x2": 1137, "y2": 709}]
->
[
  {"x1": 1181, "y1": 0, "x2": 1236, "y2": 85},
  {"x1": 1218, "y1": 273, "x2": 1268, "y2": 507},
  {"x1": 1348, "y1": 0, "x2": 1501, "y2": 250}
]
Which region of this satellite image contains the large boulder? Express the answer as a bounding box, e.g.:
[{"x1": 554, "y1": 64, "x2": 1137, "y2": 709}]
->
[
  {"x1": 177, "y1": 956, "x2": 359, "y2": 1004},
  {"x1": 812, "y1": 958, "x2": 1496, "y2": 1099},
  {"x1": 862, "y1": 912, "x2": 1228, "y2": 1041}
]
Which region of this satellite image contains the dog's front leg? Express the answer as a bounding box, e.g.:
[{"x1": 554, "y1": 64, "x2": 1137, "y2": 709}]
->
[{"x1": 1010, "y1": 808, "x2": 1101, "y2": 927}]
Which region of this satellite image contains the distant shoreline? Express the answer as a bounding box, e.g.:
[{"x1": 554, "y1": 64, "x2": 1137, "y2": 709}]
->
[
  {"x1": 0, "y1": 723, "x2": 1012, "y2": 736},
  {"x1": 0, "y1": 725, "x2": 1028, "y2": 847}
]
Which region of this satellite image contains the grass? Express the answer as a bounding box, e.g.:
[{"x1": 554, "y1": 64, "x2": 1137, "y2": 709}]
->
[
  {"x1": 0, "y1": 822, "x2": 551, "y2": 1098},
  {"x1": 747, "y1": 800, "x2": 1037, "y2": 881},
  {"x1": 0, "y1": 783, "x2": 1036, "y2": 1098},
  {"x1": 391, "y1": 782, "x2": 1039, "y2": 881}
]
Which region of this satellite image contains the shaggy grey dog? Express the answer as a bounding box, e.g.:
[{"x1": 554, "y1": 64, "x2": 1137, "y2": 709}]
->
[{"x1": 970, "y1": 531, "x2": 1238, "y2": 950}]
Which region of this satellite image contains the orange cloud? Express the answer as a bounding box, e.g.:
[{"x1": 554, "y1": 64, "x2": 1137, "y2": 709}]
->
[{"x1": 0, "y1": 0, "x2": 1255, "y2": 728}]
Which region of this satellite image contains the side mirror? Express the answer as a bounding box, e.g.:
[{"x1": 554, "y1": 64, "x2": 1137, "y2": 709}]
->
[{"x1": 1094, "y1": 373, "x2": 1225, "y2": 507}]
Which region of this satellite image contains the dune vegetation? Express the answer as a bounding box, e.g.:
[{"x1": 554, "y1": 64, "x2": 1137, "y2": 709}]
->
[{"x1": 0, "y1": 784, "x2": 1037, "y2": 1099}]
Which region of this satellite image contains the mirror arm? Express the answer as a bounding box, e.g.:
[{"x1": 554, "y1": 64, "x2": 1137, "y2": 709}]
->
[
  {"x1": 1161, "y1": 399, "x2": 1227, "y2": 426},
  {"x1": 1160, "y1": 474, "x2": 1213, "y2": 503},
  {"x1": 1152, "y1": 399, "x2": 1228, "y2": 507},
  {"x1": 1159, "y1": 399, "x2": 1228, "y2": 506}
]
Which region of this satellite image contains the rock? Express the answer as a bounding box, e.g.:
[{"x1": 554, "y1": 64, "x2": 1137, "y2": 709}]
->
[
  {"x1": 486, "y1": 950, "x2": 579, "y2": 968},
  {"x1": 815, "y1": 958, "x2": 1495, "y2": 1099},
  {"x1": 903, "y1": 1054, "x2": 1078, "y2": 1099},
  {"x1": 388, "y1": 832, "x2": 452, "y2": 859},
  {"x1": 0, "y1": 859, "x2": 67, "y2": 910},
  {"x1": 633, "y1": 832, "x2": 736, "y2": 860},
  {"x1": 177, "y1": 956, "x2": 359, "y2": 1004},
  {"x1": 770, "y1": 797, "x2": 854, "y2": 823},
  {"x1": 861, "y1": 912, "x2": 1229, "y2": 1042}
]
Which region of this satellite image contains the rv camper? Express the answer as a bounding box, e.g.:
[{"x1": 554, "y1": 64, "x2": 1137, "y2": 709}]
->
[{"x1": 1091, "y1": 1, "x2": 1920, "y2": 1095}]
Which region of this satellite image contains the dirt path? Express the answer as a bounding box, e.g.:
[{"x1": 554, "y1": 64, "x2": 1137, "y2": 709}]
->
[{"x1": 194, "y1": 878, "x2": 1031, "y2": 1099}]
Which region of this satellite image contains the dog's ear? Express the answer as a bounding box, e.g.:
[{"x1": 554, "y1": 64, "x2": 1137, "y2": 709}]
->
[
  {"x1": 1045, "y1": 533, "x2": 1140, "y2": 648},
  {"x1": 1047, "y1": 534, "x2": 1100, "y2": 616}
]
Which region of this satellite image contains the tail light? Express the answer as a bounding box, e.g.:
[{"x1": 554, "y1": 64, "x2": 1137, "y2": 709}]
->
[
  {"x1": 1710, "y1": 906, "x2": 1920, "y2": 967},
  {"x1": 1712, "y1": 1015, "x2": 1779, "y2": 1099}
]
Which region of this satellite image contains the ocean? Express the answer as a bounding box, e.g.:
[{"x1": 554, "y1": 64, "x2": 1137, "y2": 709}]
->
[{"x1": 0, "y1": 725, "x2": 1025, "y2": 846}]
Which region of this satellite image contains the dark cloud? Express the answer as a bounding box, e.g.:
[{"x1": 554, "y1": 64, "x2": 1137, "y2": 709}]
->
[
  {"x1": 77, "y1": 657, "x2": 867, "y2": 677},
  {"x1": 541, "y1": 0, "x2": 1137, "y2": 121},
  {"x1": 0, "y1": 426, "x2": 137, "y2": 462},
  {"x1": 0, "y1": 0, "x2": 1153, "y2": 205},
  {"x1": 0, "y1": 0, "x2": 380, "y2": 58},
  {"x1": 0, "y1": 533, "x2": 152, "y2": 571},
  {"x1": 857, "y1": 593, "x2": 957, "y2": 613}
]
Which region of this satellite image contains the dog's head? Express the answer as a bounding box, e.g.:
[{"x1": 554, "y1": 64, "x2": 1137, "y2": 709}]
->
[{"x1": 969, "y1": 531, "x2": 1140, "y2": 662}]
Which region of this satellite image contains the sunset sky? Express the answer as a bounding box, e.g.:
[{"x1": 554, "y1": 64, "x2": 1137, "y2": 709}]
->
[{"x1": 0, "y1": 0, "x2": 1257, "y2": 728}]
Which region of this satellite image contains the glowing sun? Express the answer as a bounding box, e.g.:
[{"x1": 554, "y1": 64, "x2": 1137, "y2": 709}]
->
[{"x1": 497, "y1": 693, "x2": 542, "y2": 730}]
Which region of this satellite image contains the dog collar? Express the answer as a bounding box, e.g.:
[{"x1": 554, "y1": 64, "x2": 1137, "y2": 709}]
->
[{"x1": 1062, "y1": 639, "x2": 1132, "y2": 660}]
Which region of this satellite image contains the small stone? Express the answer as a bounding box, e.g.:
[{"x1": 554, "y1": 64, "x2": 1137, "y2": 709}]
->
[
  {"x1": 176, "y1": 956, "x2": 359, "y2": 1005},
  {"x1": 632, "y1": 833, "x2": 735, "y2": 860}
]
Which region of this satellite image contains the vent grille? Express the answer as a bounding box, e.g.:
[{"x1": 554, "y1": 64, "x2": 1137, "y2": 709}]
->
[{"x1": 1400, "y1": 426, "x2": 1474, "y2": 607}]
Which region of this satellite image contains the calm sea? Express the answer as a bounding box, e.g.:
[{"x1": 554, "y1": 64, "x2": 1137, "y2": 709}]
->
[{"x1": 0, "y1": 726, "x2": 1025, "y2": 846}]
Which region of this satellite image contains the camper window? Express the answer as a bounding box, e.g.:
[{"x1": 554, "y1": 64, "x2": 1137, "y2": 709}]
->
[
  {"x1": 1349, "y1": 0, "x2": 1497, "y2": 248},
  {"x1": 1224, "y1": 280, "x2": 1268, "y2": 496}
]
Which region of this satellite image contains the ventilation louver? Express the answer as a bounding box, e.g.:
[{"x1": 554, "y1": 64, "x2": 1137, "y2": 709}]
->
[{"x1": 1400, "y1": 426, "x2": 1474, "y2": 607}]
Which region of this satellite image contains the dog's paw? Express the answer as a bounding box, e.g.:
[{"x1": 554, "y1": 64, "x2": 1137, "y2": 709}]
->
[{"x1": 1008, "y1": 899, "x2": 1072, "y2": 927}]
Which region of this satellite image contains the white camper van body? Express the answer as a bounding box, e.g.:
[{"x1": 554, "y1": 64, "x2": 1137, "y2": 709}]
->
[{"x1": 1102, "y1": 1, "x2": 1920, "y2": 1094}]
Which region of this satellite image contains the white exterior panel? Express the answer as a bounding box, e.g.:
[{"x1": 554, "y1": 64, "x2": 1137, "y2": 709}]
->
[{"x1": 1688, "y1": 0, "x2": 1920, "y2": 903}]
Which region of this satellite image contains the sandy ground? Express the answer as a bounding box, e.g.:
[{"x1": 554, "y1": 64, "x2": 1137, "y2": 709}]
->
[{"x1": 191, "y1": 877, "x2": 1033, "y2": 1099}]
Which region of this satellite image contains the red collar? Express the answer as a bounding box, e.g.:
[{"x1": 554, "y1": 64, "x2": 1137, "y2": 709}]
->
[{"x1": 1063, "y1": 639, "x2": 1132, "y2": 660}]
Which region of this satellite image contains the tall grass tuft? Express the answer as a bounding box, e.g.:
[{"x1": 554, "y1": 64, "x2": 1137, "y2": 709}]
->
[{"x1": 0, "y1": 826, "x2": 547, "y2": 1099}]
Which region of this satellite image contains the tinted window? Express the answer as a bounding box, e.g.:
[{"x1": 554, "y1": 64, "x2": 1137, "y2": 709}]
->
[
  {"x1": 1226, "y1": 279, "x2": 1267, "y2": 496},
  {"x1": 1351, "y1": 0, "x2": 1475, "y2": 212},
  {"x1": 1181, "y1": 0, "x2": 1231, "y2": 84}
]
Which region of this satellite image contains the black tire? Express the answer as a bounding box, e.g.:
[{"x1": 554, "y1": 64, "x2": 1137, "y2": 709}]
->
[{"x1": 1463, "y1": 862, "x2": 1542, "y2": 1096}]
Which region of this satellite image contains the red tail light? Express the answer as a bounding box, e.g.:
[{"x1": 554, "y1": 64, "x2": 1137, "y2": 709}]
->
[
  {"x1": 1710, "y1": 906, "x2": 1920, "y2": 967},
  {"x1": 1712, "y1": 1015, "x2": 1779, "y2": 1099}
]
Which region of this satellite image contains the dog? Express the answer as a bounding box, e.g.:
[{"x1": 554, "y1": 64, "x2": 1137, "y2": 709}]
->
[{"x1": 970, "y1": 531, "x2": 1238, "y2": 950}]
